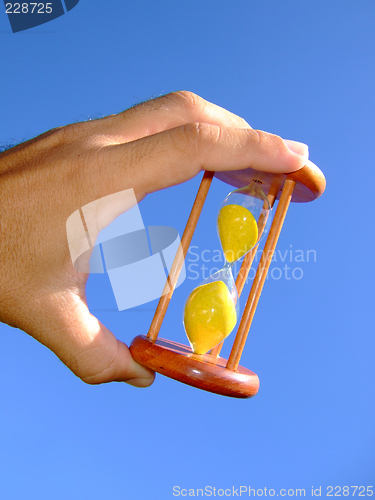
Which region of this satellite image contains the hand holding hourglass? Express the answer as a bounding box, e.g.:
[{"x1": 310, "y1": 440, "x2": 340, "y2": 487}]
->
[
  {"x1": 183, "y1": 181, "x2": 272, "y2": 354},
  {"x1": 0, "y1": 89, "x2": 310, "y2": 388}
]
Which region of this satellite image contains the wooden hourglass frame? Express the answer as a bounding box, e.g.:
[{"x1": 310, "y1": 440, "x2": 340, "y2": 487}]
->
[{"x1": 130, "y1": 162, "x2": 326, "y2": 398}]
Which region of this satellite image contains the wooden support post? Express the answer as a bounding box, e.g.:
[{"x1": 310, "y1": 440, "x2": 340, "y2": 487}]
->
[
  {"x1": 226, "y1": 178, "x2": 296, "y2": 371},
  {"x1": 148, "y1": 171, "x2": 214, "y2": 342}
]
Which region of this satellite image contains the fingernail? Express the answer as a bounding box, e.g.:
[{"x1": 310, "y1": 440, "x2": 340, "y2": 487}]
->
[{"x1": 283, "y1": 139, "x2": 309, "y2": 158}]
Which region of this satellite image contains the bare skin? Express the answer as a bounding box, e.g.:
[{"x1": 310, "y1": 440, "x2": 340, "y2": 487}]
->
[{"x1": 0, "y1": 91, "x2": 308, "y2": 387}]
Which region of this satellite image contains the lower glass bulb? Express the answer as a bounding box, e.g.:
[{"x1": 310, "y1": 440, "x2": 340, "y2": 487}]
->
[{"x1": 183, "y1": 268, "x2": 238, "y2": 355}]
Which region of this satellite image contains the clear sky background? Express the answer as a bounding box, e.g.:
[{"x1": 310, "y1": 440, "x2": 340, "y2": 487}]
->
[{"x1": 0, "y1": 1, "x2": 374, "y2": 499}]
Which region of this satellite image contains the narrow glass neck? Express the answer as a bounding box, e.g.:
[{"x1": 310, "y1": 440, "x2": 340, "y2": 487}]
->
[
  {"x1": 223, "y1": 260, "x2": 234, "y2": 271},
  {"x1": 239, "y1": 181, "x2": 267, "y2": 202}
]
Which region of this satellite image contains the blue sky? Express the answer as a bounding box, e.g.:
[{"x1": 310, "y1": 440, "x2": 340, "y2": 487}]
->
[{"x1": 0, "y1": 1, "x2": 374, "y2": 499}]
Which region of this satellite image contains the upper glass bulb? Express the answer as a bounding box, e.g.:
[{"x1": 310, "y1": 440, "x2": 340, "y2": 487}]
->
[{"x1": 217, "y1": 180, "x2": 272, "y2": 264}]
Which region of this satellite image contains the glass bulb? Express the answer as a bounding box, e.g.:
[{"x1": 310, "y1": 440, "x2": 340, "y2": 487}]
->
[
  {"x1": 217, "y1": 181, "x2": 271, "y2": 264},
  {"x1": 182, "y1": 180, "x2": 272, "y2": 356},
  {"x1": 183, "y1": 266, "x2": 239, "y2": 355}
]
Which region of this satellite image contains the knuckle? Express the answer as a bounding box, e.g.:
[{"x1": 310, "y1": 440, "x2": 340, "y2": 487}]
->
[
  {"x1": 118, "y1": 91, "x2": 205, "y2": 122},
  {"x1": 181, "y1": 121, "x2": 202, "y2": 141},
  {"x1": 74, "y1": 352, "x2": 119, "y2": 386},
  {"x1": 173, "y1": 122, "x2": 220, "y2": 155},
  {"x1": 61, "y1": 122, "x2": 86, "y2": 139},
  {"x1": 165, "y1": 90, "x2": 203, "y2": 112},
  {"x1": 185, "y1": 122, "x2": 220, "y2": 142},
  {"x1": 47, "y1": 122, "x2": 85, "y2": 147},
  {"x1": 57, "y1": 119, "x2": 101, "y2": 146}
]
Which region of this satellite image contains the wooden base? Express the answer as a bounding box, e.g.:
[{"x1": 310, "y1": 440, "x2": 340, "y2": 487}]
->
[{"x1": 130, "y1": 335, "x2": 259, "y2": 399}]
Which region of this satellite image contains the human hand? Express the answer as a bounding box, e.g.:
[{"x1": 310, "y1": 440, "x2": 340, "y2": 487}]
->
[{"x1": 0, "y1": 91, "x2": 308, "y2": 387}]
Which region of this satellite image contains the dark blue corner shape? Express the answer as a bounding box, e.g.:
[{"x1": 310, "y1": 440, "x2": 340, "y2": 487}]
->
[
  {"x1": 64, "y1": 0, "x2": 79, "y2": 11},
  {"x1": 4, "y1": 0, "x2": 80, "y2": 33}
]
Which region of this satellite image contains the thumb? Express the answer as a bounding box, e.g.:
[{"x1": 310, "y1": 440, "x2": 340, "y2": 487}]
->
[{"x1": 33, "y1": 291, "x2": 155, "y2": 387}]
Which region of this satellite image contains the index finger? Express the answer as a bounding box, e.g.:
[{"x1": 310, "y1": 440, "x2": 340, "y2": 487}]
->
[
  {"x1": 99, "y1": 122, "x2": 309, "y2": 200},
  {"x1": 90, "y1": 91, "x2": 252, "y2": 143}
]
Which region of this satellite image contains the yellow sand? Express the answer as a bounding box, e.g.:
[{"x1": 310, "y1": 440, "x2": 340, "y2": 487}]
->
[
  {"x1": 184, "y1": 281, "x2": 237, "y2": 355},
  {"x1": 218, "y1": 204, "x2": 258, "y2": 263}
]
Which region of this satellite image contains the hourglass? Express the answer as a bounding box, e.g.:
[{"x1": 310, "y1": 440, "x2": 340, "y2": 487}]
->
[
  {"x1": 183, "y1": 181, "x2": 272, "y2": 356},
  {"x1": 130, "y1": 161, "x2": 326, "y2": 398}
]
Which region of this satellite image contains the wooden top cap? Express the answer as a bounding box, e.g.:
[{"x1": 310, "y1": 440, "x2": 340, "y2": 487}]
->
[{"x1": 214, "y1": 160, "x2": 326, "y2": 203}]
